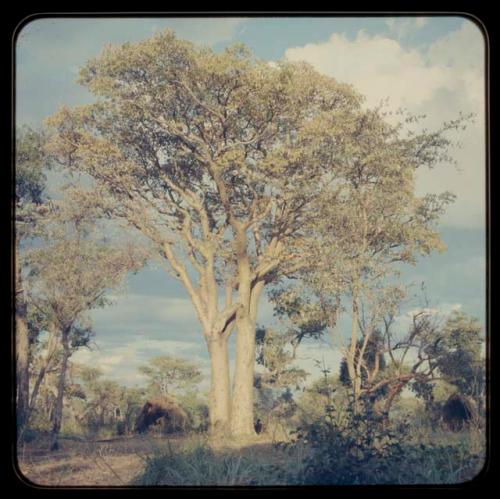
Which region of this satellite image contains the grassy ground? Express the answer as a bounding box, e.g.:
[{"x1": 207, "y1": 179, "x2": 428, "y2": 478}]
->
[
  {"x1": 16, "y1": 426, "x2": 486, "y2": 487},
  {"x1": 16, "y1": 432, "x2": 302, "y2": 487},
  {"x1": 17, "y1": 434, "x2": 184, "y2": 486}
]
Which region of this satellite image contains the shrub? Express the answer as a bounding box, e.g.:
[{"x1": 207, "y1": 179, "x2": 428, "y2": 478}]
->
[
  {"x1": 133, "y1": 440, "x2": 288, "y2": 486},
  {"x1": 291, "y1": 395, "x2": 484, "y2": 485}
]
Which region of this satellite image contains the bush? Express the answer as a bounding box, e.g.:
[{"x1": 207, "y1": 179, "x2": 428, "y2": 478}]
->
[
  {"x1": 291, "y1": 395, "x2": 484, "y2": 485},
  {"x1": 133, "y1": 440, "x2": 288, "y2": 486}
]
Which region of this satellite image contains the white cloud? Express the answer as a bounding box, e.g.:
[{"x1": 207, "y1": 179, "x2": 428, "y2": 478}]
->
[
  {"x1": 285, "y1": 20, "x2": 486, "y2": 229},
  {"x1": 73, "y1": 335, "x2": 208, "y2": 388},
  {"x1": 391, "y1": 302, "x2": 464, "y2": 336}
]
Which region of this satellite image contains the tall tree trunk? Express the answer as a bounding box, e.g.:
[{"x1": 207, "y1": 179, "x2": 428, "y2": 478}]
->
[
  {"x1": 207, "y1": 336, "x2": 231, "y2": 436},
  {"x1": 15, "y1": 240, "x2": 30, "y2": 435},
  {"x1": 230, "y1": 247, "x2": 264, "y2": 437},
  {"x1": 230, "y1": 316, "x2": 257, "y2": 436},
  {"x1": 50, "y1": 329, "x2": 70, "y2": 451}
]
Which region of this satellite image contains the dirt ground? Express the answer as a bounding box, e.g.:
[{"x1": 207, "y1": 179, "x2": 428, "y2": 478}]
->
[
  {"x1": 16, "y1": 433, "x2": 295, "y2": 487},
  {"x1": 16, "y1": 434, "x2": 187, "y2": 487}
]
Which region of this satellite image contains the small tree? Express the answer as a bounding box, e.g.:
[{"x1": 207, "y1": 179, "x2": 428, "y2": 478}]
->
[
  {"x1": 74, "y1": 365, "x2": 145, "y2": 436},
  {"x1": 24, "y1": 190, "x2": 143, "y2": 449},
  {"x1": 409, "y1": 310, "x2": 485, "y2": 415},
  {"x1": 138, "y1": 355, "x2": 202, "y2": 399},
  {"x1": 339, "y1": 329, "x2": 387, "y2": 404},
  {"x1": 354, "y1": 307, "x2": 486, "y2": 423},
  {"x1": 15, "y1": 126, "x2": 48, "y2": 432}
]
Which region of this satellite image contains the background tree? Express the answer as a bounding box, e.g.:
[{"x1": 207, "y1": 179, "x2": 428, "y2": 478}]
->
[
  {"x1": 339, "y1": 328, "x2": 387, "y2": 405},
  {"x1": 338, "y1": 305, "x2": 487, "y2": 423},
  {"x1": 24, "y1": 189, "x2": 143, "y2": 449},
  {"x1": 15, "y1": 126, "x2": 48, "y2": 432},
  {"x1": 138, "y1": 355, "x2": 202, "y2": 399},
  {"x1": 75, "y1": 366, "x2": 123, "y2": 433},
  {"x1": 270, "y1": 102, "x2": 463, "y2": 412},
  {"x1": 409, "y1": 310, "x2": 485, "y2": 416}
]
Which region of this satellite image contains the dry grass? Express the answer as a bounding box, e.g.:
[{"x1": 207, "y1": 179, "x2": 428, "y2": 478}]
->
[
  {"x1": 16, "y1": 431, "x2": 306, "y2": 487},
  {"x1": 17, "y1": 434, "x2": 186, "y2": 487}
]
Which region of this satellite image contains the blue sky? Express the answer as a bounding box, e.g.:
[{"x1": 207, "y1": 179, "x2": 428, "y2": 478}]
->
[{"x1": 16, "y1": 16, "x2": 486, "y2": 388}]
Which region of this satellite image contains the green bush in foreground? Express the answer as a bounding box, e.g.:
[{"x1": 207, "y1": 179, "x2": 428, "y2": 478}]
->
[
  {"x1": 133, "y1": 442, "x2": 288, "y2": 486},
  {"x1": 294, "y1": 398, "x2": 485, "y2": 485}
]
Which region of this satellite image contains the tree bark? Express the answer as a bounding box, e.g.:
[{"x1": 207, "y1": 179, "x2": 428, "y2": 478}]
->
[
  {"x1": 230, "y1": 317, "x2": 257, "y2": 436},
  {"x1": 348, "y1": 290, "x2": 362, "y2": 413},
  {"x1": 381, "y1": 382, "x2": 404, "y2": 427},
  {"x1": 15, "y1": 240, "x2": 30, "y2": 435},
  {"x1": 230, "y1": 258, "x2": 264, "y2": 437},
  {"x1": 207, "y1": 336, "x2": 231, "y2": 436},
  {"x1": 29, "y1": 326, "x2": 58, "y2": 414},
  {"x1": 49, "y1": 329, "x2": 71, "y2": 451}
]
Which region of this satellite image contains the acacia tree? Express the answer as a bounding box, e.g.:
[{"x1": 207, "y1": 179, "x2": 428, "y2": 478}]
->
[
  {"x1": 25, "y1": 190, "x2": 142, "y2": 449},
  {"x1": 138, "y1": 356, "x2": 202, "y2": 398},
  {"x1": 45, "y1": 31, "x2": 466, "y2": 436},
  {"x1": 15, "y1": 126, "x2": 48, "y2": 432}
]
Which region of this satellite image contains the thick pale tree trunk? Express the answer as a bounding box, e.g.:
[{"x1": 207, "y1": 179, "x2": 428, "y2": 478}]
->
[
  {"x1": 207, "y1": 336, "x2": 231, "y2": 435},
  {"x1": 230, "y1": 316, "x2": 257, "y2": 436},
  {"x1": 230, "y1": 243, "x2": 264, "y2": 437},
  {"x1": 50, "y1": 329, "x2": 70, "y2": 451},
  {"x1": 15, "y1": 241, "x2": 30, "y2": 435}
]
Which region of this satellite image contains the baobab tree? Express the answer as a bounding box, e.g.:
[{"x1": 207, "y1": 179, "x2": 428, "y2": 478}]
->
[{"x1": 45, "y1": 31, "x2": 464, "y2": 436}]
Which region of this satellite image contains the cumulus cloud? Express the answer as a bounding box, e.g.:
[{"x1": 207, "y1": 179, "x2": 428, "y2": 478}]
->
[{"x1": 285, "y1": 20, "x2": 486, "y2": 229}]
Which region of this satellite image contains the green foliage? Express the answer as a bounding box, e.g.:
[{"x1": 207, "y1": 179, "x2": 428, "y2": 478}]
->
[
  {"x1": 138, "y1": 356, "x2": 202, "y2": 398},
  {"x1": 16, "y1": 126, "x2": 47, "y2": 206},
  {"x1": 133, "y1": 440, "x2": 287, "y2": 486},
  {"x1": 255, "y1": 327, "x2": 308, "y2": 389},
  {"x1": 408, "y1": 311, "x2": 485, "y2": 413},
  {"x1": 176, "y1": 391, "x2": 210, "y2": 432},
  {"x1": 74, "y1": 364, "x2": 146, "y2": 437},
  {"x1": 295, "y1": 372, "x2": 349, "y2": 426},
  {"x1": 433, "y1": 311, "x2": 484, "y2": 398},
  {"x1": 292, "y1": 392, "x2": 484, "y2": 484},
  {"x1": 254, "y1": 327, "x2": 308, "y2": 434}
]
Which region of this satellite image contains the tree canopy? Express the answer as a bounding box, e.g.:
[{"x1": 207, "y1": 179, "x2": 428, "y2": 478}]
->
[{"x1": 43, "y1": 29, "x2": 469, "y2": 436}]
